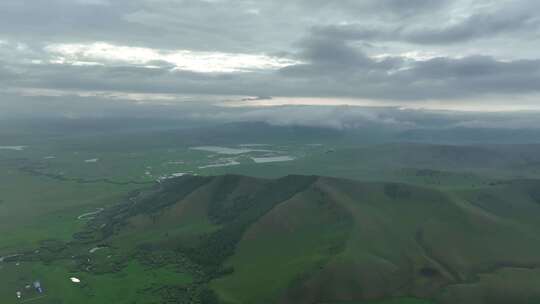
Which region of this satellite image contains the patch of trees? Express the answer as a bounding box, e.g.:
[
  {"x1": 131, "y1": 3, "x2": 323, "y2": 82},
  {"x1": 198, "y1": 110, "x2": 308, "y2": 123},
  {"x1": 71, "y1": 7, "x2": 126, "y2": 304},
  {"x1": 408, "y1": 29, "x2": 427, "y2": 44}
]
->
[
  {"x1": 415, "y1": 169, "x2": 442, "y2": 177},
  {"x1": 149, "y1": 285, "x2": 219, "y2": 304},
  {"x1": 384, "y1": 183, "x2": 412, "y2": 200},
  {"x1": 128, "y1": 176, "x2": 210, "y2": 216},
  {"x1": 20, "y1": 166, "x2": 154, "y2": 185},
  {"x1": 529, "y1": 188, "x2": 540, "y2": 205},
  {"x1": 185, "y1": 175, "x2": 318, "y2": 274},
  {"x1": 207, "y1": 175, "x2": 253, "y2": 224},
  {"x1": 13, "y1": 175, "x2": 320, "y2": 304},
  {"x1": 419, "y1": 267, "x2": 440, "y2": 278}
]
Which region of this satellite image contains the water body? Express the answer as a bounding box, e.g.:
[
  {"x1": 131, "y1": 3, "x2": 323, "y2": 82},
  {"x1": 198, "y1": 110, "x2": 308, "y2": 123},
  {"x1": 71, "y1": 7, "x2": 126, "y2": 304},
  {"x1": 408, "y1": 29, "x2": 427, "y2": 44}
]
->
[
  {"x1": 0, "y1": 146, "x2": 26, "y2": 151},
  {"x1": 199, "y1": 160, "x2": 240, "y2": 169},
  {"x1": 158, "y1": 172, "x2": 189, "y2": 180},
  {"x1": 239, "y1": 144, "x2": 270, "y2": 147},
  {"x1": 89, "y1": 245, "x2": 108, "y2": 253},
  {"x1": 191, "y1": 146, "x2": 273, "y2": 155},
  {"x1": 77, "y1": 208, "x2": 104, "y2": 220},
  {"x1": 0, "y1": 254, "x2": 22, "y2": 262},
  {"x1": 252, "y1": 156, "x2": 295, "y2": 163},
  {"x1": 70, "y1": 277, "x2": 81, "y2": 283},
  {"x1": 167, "y1": 160, "x2": 185, "y2": 165}
]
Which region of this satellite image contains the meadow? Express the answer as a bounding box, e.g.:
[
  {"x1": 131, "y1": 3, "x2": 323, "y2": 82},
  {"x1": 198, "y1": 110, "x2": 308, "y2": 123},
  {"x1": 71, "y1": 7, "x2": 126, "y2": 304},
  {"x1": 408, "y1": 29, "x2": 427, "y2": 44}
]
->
[{"x1": 2, "y1": 120, "x2": 540, "y2": 303}]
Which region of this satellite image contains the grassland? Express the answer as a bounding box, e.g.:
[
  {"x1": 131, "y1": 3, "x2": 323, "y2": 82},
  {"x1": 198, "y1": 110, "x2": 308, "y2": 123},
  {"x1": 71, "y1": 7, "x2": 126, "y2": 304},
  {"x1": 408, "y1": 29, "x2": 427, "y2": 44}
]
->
[
  {"x1": 1, "y1": 258, "x2": 194, "y2": 304},
  {"x1": 0, "y1": 161, "x2": 137, "y2": 252},
  {"x1": 3, "y1": 173, "x2": 540, "y2": 303},
  {"x1": 2, "y1": 121, "x2": 540, "y2": 303}
]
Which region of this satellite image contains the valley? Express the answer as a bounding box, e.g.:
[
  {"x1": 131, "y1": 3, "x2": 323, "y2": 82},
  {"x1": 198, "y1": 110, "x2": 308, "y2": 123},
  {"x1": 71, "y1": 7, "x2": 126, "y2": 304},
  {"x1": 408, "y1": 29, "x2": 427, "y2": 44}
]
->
[{"x1": 2, "y1": 122, "x2": 540, "y2": 304}]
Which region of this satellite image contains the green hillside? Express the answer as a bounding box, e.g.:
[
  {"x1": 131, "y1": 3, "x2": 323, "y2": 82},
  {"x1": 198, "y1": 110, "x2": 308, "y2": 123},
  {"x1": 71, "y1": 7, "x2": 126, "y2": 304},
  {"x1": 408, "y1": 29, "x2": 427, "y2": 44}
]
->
[{"x1": 3, "y1": 174, "x2": 540, "y2": 304}]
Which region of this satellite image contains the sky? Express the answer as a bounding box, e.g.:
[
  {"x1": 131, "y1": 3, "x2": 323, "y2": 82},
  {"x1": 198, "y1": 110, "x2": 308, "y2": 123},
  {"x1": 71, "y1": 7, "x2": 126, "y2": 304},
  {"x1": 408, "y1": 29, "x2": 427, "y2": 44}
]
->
[{"x1": 1, "y1": 0, "x2": 539, "y2": 120}]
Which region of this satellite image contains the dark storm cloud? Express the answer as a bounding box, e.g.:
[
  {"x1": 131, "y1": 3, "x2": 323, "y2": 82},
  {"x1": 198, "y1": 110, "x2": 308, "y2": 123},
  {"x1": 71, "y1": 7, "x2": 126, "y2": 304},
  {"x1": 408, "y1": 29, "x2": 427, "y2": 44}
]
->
[
  {"x1": 406, "y1": 12, "x2": 539, "y2": 44},
  {"x1": 312, "y1": 2, "x2": 540, "y2": 45},
  {"x1": 293, "y1": 0, "x2": 451, "y2": 18},
  {"x1": 394, "y1": 56, "x2": 540, "y2": 99},
  {"x1": 279, "y1": 35, "x2": 540, "y2": 100},
  {"x1": 297, "y1": 36, "x2": 376, "y2": 68}
]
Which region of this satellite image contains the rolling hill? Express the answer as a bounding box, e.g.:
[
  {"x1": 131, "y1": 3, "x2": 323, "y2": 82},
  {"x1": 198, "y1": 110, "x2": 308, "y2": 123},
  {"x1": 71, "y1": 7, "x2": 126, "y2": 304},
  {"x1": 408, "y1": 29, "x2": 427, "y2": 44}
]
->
[{"x1": 16, "y1": 174, "x2": 540, "y2": 304}]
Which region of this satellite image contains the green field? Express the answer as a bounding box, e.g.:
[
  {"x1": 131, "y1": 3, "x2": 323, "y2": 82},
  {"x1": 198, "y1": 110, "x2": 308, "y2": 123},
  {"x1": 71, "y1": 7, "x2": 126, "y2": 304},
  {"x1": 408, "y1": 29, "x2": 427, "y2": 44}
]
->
[{"x1": 2, "y1": 122, "x2": 540, "y2": 303}]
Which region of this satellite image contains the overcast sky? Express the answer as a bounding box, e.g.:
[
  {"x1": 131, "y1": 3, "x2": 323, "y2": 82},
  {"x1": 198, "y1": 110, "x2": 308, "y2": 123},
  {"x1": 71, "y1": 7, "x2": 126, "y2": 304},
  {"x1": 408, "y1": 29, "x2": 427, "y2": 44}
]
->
[{"x1": 1, "y1": 0, "x2": 539, "y2": 113}]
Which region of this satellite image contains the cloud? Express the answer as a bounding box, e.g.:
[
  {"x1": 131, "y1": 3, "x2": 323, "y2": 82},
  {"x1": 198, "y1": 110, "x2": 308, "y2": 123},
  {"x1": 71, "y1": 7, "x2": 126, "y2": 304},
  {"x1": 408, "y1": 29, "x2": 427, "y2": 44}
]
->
[
  {"x1": 44, "y1": 42, "x2": 298, "y2": 73},
  {"x1": 0, "y1": 0, "x2": 539, "y2": 111},
  {"x1": 4, "y1": 88, "x2": 540, "y2": 131},
  {"x1": 405, "y1": 12, "x2": 539, "y2": 45},
  {"x1": 277, "y1": 35, "x2": 540, "y2": 100},
  {"x1": 188, "y1": 105, "x2": 418, "y2": 130},
  {"x1": 313, "y1": 0, "x2": 540, "y2": 45},
  {"x1": 1, "y1": 36, "x2": 539, "y2": 104},
  {"x1": 76, "y1": 0, "x2": 110, "y2": 5},
  {"x1": 312, "y1": 2, "x2": 540, "y2": 45}
]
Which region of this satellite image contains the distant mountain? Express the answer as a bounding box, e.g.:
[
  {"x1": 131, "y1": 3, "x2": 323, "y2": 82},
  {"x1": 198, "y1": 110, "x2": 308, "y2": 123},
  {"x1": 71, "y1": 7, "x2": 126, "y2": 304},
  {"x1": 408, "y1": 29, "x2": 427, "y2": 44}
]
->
[
  {"x1": 76, "y1": 174, "x2": 540, "y2": 304},
  {"x1": 398, "y1": 127, "x2": 540, "y2": 144},
  {"x1": 216, "y1": 143, "x2": 540, "y2": 183}
]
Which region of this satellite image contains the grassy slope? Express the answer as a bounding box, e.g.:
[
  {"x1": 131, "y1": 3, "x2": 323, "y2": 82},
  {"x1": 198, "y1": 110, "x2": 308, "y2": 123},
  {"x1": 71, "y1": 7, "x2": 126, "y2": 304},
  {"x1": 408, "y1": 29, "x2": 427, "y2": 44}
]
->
[
  {"x1": 211, "y1": 183, "x2": 353, "y2": 303},
  {"x1": 5, "y1": 173, "x2": 534, "y2": 304},
  {"x1": 207, "y1": 176, "x2": 540, "y2": 304}
]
